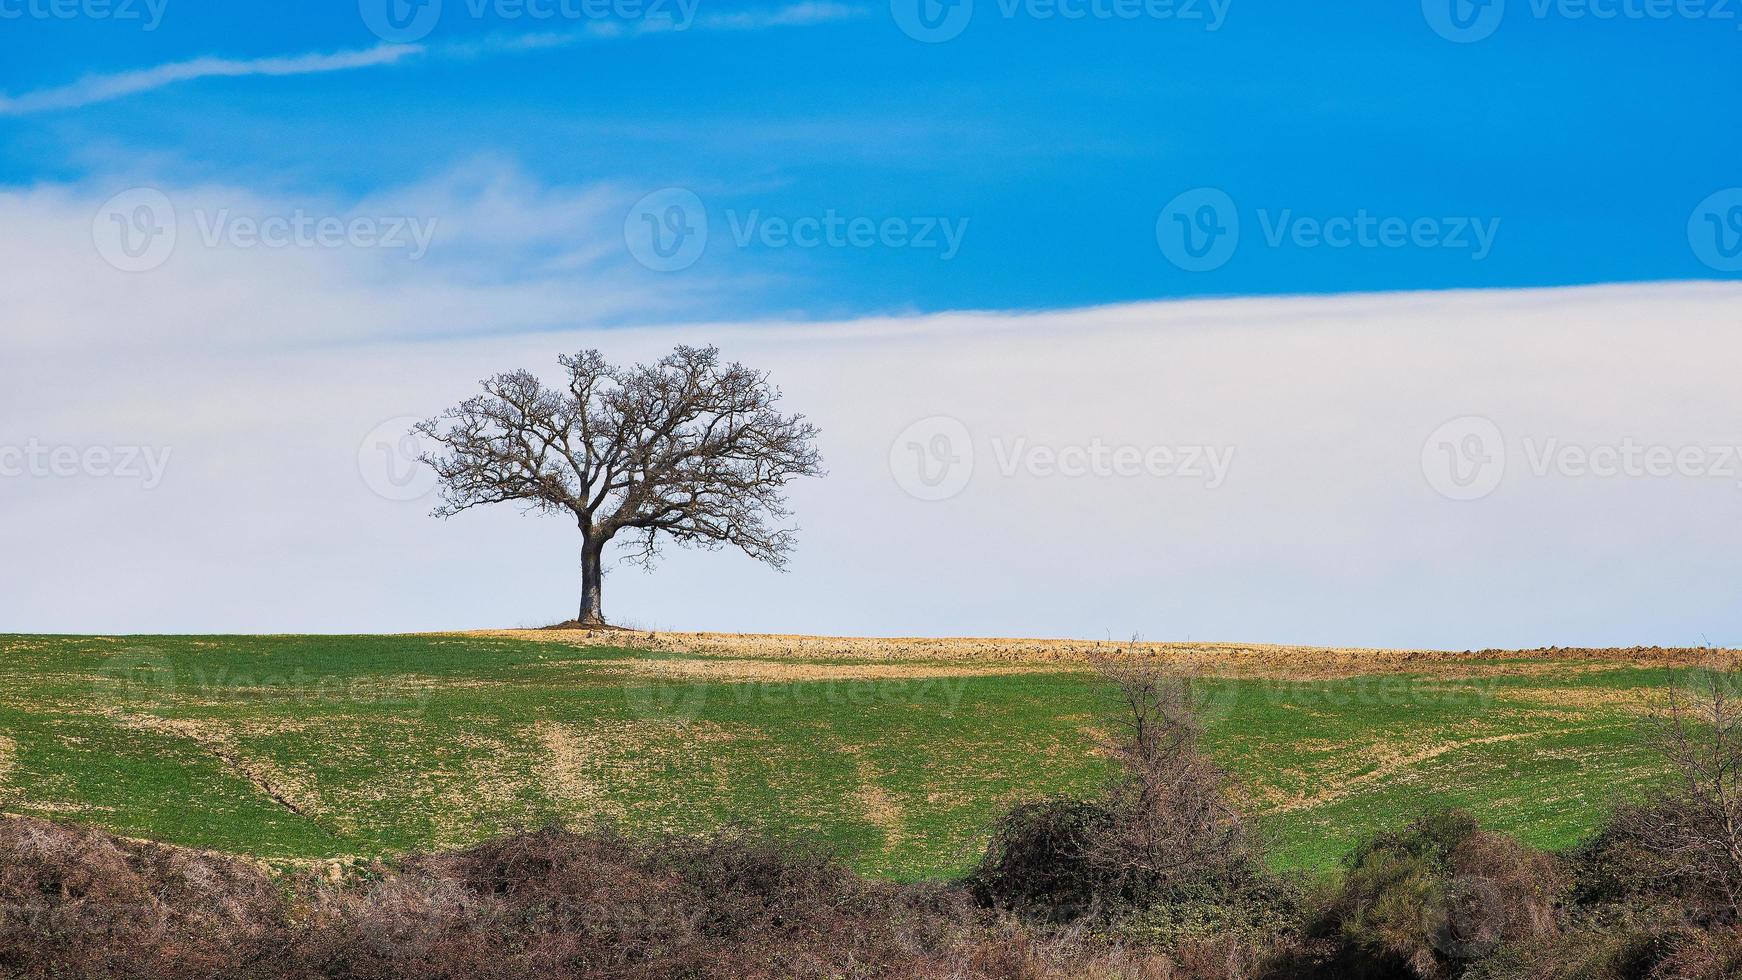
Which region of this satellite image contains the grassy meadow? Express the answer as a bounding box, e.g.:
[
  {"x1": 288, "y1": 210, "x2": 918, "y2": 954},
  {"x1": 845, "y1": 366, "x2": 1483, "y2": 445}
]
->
[{"x1": 0, "y1": 633, "x2": 1685, "y2": 879}]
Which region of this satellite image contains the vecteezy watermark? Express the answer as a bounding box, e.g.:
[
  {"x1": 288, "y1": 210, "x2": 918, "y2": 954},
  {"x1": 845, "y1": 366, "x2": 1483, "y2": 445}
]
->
[
  {"x1": 1520, "y1": 438, "x2": 1742, "y2": 483},
  {"x1": 93, "y1": 188, "x2": 438, "y2": 271},
  {"x1": 190, "y1": 209, "x2": 438, "y2": 260},
  {"x1": 726, "y1": 210, "x2": 969, "y2": 260},
  {"x1": 1255, "y1": 209, "x2": 1499, "y2": 260},
  {"x1": 93, "y1": 645, "x2": 432, "y2": 712},
  {"x1": 1689, "y1": 188, "x2": 1742, "y2": 273},
  {"x1": 360, "y1": 0, "x2": 697, "y2": 43},
  {"x1": 187, "y1": 667, "x2": 434, "y2": 710},
  {"x1": 360, "y1": 0, "x2": 443, "y2": 41},
  {"x1": 94, "y1": 646, "x2": 178, "y2": 706},
  {"x1": 1155, "y1": 187, "x2": 1239, "y2": 273},
  {"x1": 1420, "y1": 0, "x2": 1507, "y2": 41},
  {"x1": 890, "y1": 0, "x2": 1228, "y2": 42},
  {"x1": 1257, "y1": 674, "x2": 1499, "y2": 712},
  {"x1": 625, "y1": 673, "x2": 975, "y2": 725},
  {"x1": 1423, "y1": 416, "x2": 1742, "y2": 500},
  {"x1": 1426, "y1": 875, "x2": 1508, "y2": 960},
  {"x1": 1157, "y1": 189, "x2": 1500, "y2": 272},
  {"x1": 889, "y1": 416, "x2": 975, "y2": 501},
  {"x1": 93, "y1": 187, "x2": 177, "y2": 273},
  {"x1": 0, "y1": 0, "x2": 167, "y2": 29},
  {"x1": 1423, "y1": 0, "x2": 1742, "y2": 42},
  {"x1": 990, "y1": 437, "x2": 1235, "y2": 485},
  {"x1": 0, "y1": 440, "x2": 173, "y2": 490},
  {"x1": 889, "y1": 415, "x2": 1235, "y2": 501},
  {"x1": 1421, "y1": 416, "x2": 1507, "y2": 501},
  {"x1": 624, "y1": 187, "x2": 968, "y2": 271},
  {"x1": 359, "y1": 417, "x2": 439, "y2": 502},
  {"x1": 624, "y1": 187, "x2": 709, "y2": 272}
]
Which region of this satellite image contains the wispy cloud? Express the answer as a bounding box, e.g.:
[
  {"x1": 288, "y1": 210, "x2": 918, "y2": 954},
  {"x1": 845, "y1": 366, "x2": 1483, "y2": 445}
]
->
[
  {"x1": 0, "y1": 45, "x2": 425, "y2": 117},
  {"x1": 0, "y1": 2, "x2": 868, "y2": 117},
  {"x1": 698, "y1": 0, "x2": 863, "y2": 29}
]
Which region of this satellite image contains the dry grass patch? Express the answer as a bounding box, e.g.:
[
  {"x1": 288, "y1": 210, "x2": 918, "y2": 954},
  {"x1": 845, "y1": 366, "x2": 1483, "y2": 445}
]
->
[
  {"x1": 1260, "y1": 730, "x2": 1573, "y2": 814},
  {"x1": 1496, "y1": 685, "x2": 1663, "y2": 713},
  {"x1": 458, "y1": 629, "x2": 1726, "y2": 678},
  {"x1": 855, "y1": 782, "x2": 907, "y2": 848},
  {"x1": 531, "y1": 720, "x2": 627, "y2": 826},
  {"x1": 618, "y1": 655, "x2": 1064, "y2": 683},
  {"x1": 530, "y1": 720, "x2": 755, "y2": 834},
  {"x1": 421, "y1": 729, "x2": 531, "y2": 849}
]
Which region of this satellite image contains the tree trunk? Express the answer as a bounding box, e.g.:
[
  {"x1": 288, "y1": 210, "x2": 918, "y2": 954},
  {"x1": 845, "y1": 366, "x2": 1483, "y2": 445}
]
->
[{"x1": 578, "y1": 539, "x2": 605, "y2": 626}]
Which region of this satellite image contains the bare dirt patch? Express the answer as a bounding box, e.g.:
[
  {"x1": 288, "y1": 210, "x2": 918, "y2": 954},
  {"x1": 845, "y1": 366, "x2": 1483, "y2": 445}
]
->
[{"x1": 455, "y1": 629, "x2": 1726, "y2": 679}]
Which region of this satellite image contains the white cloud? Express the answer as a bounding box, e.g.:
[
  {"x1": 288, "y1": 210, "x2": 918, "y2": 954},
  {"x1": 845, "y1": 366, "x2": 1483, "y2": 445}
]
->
[{"x1": 0, "y1": 163, "x2": 725, "y2": 355}]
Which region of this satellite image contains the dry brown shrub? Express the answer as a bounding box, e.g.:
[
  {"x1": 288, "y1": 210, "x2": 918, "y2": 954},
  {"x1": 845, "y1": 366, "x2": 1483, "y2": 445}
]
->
[
  {"x1": 0, "y1": 815, "x2": 282, "y2": 979},
  {"x1": 1649, "y1": 926, "x2": 1742, "y2": 980}
]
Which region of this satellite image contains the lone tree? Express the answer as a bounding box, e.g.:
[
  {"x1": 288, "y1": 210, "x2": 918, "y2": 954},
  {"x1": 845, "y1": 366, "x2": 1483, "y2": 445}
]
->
[{"x1": 416, "y1": 346, "x2": 823, "y2": 627}]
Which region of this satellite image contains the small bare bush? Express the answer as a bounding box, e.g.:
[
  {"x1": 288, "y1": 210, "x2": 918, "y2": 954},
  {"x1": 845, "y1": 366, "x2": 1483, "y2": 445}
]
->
[
  {"x1": 0, "y1": 815, "x2": 282, "y2": 979},
  {"x1": 1092, "y1": 661, "x2": 1253, "y2": 896},
  {"x1": 972, "y1": 660, "x2": 1259, "y2": 929},
  {"x1": 1608, "y1": 662, "x2": 1742, "y2": 916}
]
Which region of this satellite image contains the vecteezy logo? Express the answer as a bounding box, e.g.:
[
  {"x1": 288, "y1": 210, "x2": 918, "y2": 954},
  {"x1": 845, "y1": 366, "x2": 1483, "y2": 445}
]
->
[
  {"x1": 1422, "y1": 0, "x2": 1504, "y2": 42},
  {"x1": 359, "y1": 417, "x2": 438, "y2": 502},
  {"x1": 1689, "y1": 189, "x2": 1742, "y2": 273},
  {"x1": 890, "y1": 0, "x2": 973, "y2": 42},
  {"x1": 1156, "y1": 188, "x2": 1239, "y2": 272},
  {"x1": 889, "y1": 415, "x2": 973, "y2": 501},
  {"x1": 1425, "y1": 875, "x2": 1507, "y2": 960},
  {"x1": 623, "y1": 677, "x2": 710, "y2": 726},
  {"x1": 93, "y1": 646, "x2": 177, "y2": 707},
  {"x1": 1421, "y1": 416, "x2": 1506, "y2": 501},
  {"x1": 1184, "y1": 671, "x2": 1241, "y2": 731},
  {"x1": 624, "y1": 187, "x2": 708, "y2": 272},
  {"x1": 92, "y1": 188, "x2": 176, "y2": 272},
  {"x1": 360, "y1": 0, "x2": 442, "y2": 43}
]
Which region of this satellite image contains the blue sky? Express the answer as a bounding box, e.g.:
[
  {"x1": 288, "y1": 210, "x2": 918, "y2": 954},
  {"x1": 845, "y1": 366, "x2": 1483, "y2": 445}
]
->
[{"x1": 5, "y1": 0, "x2": 1740, "y2": 318}]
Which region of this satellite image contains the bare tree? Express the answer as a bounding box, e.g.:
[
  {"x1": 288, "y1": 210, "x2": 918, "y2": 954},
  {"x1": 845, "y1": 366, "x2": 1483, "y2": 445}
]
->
[
  {"x1": 415, "y1": 346, "x2": 823, "y2": 627},
  {"x1": 1618, "y1": 659, "x2": 1742, "y2": 914},
  {"x1": 969, "y1": 655, "x2": 1253, "y2": 921},
  {"x1": 1090, "y1": 658, "x2": 1251, "y2": 890}
]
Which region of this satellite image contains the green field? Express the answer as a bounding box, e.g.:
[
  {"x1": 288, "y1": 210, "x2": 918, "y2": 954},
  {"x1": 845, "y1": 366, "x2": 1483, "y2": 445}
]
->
[{"x1": 0, "y1": 634, "x2": 1680, "y2": 879}]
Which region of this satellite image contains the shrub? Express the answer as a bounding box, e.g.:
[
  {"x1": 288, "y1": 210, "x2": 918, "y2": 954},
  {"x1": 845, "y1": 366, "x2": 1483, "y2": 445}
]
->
[
  {"x1": 969, "y1": 799, "x2": 1128, "y2": 922},
  {"x1": 973, "y1": 661, "x2": 1263, "y2": 929},
  {"x1": 0, "y1": 815, "x2": 283, "y2": 979},
  {"x1": 1308, "y1": 810, "x2": 1563, "y2": 980},
  {"x1": 287, "y1": 825, "x2": 1003, "y2": 979},
  {"x1": 1649, "y1": 926, "x2": 1742, "y2": 980},
  {"x1": 1093, "y1": 662, "x2": 1255, "y2": 898},
  {"x1": 1594, "y1": 665, "x2": 1742, "y2": 920}
]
